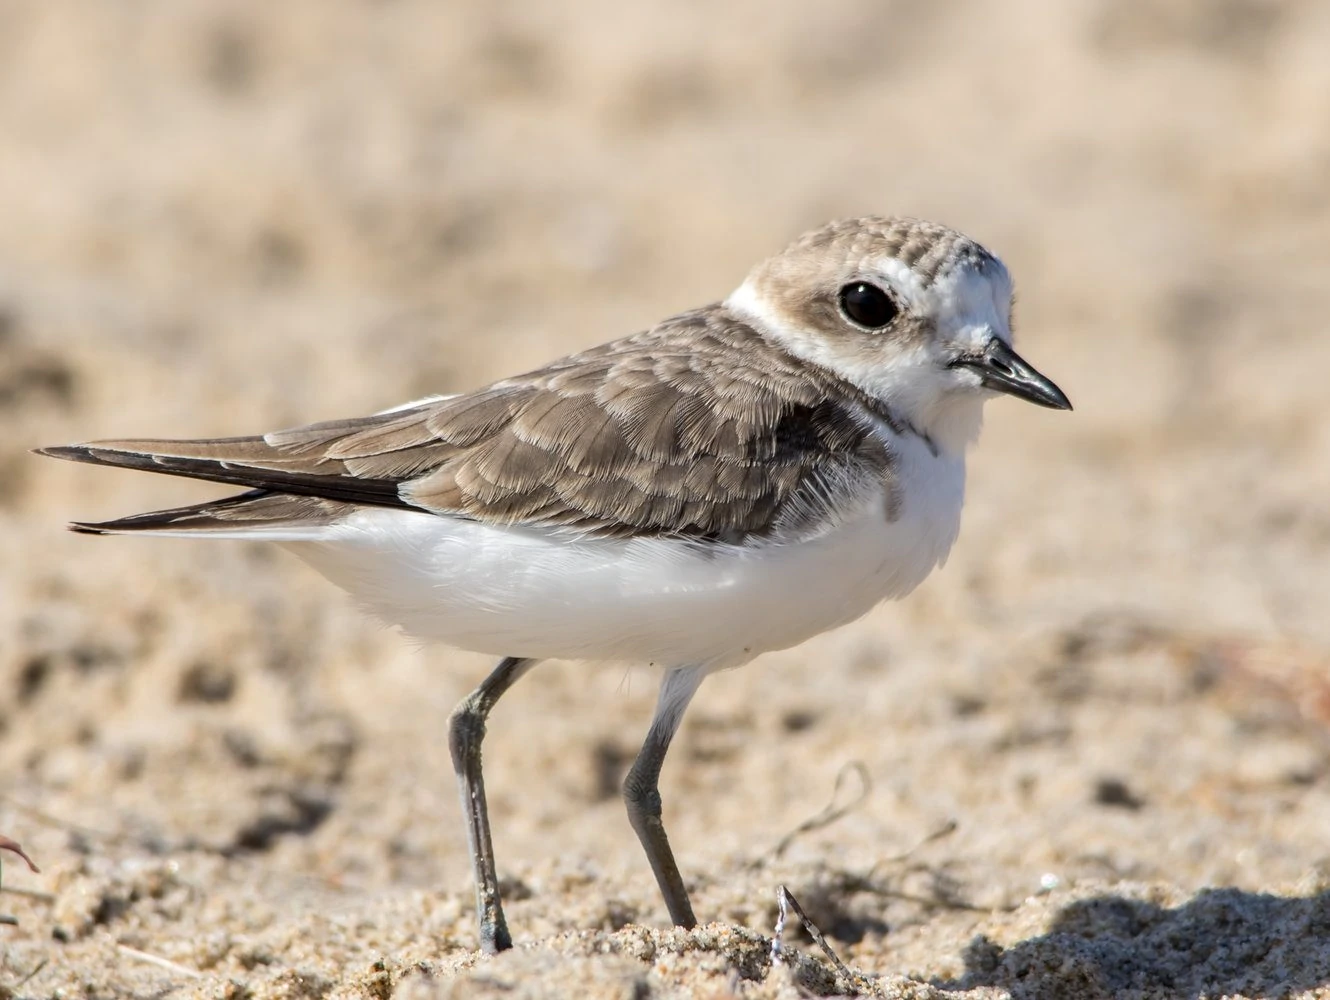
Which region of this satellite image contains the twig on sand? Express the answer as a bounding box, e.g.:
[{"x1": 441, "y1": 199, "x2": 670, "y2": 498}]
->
[
  {"x1": 765, "y1": 761, "x2": 872, "y2": 863},
  {"x1": 876, "y1": 818, "x2": 958, "y2": 866},
  {"x1": 770, "y1": 885, "x2": 860, "y2": 986},
  {"x1": 14, "y1": 958, "x2": 49, "y2": 988},
  {"x1": 1, "y1": 834, "x2": 42, "y2": 927},
  {"x1": 117, "y1": 944, "x2": 206, "y2": 980},
  {"x1": 0, "y1": 836, "x2": 40, "y2": 875}
]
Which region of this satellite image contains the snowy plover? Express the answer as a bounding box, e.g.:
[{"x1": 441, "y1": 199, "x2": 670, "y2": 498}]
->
[{"x1": 39, "y1": 216, "x2": 1070, "y2": 952}]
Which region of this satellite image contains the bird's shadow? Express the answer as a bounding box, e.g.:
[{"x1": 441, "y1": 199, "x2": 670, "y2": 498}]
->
[{"x1": 934, "y1": 887, "x2": 1330, "y2": 999}]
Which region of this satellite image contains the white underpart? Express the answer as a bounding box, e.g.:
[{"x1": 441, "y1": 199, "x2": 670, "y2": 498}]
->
[
  {"x1": 280, "y1": 427, "x2": 964, "y2": 671},
  {"x1": 726, "y1": 256, "x2": 1014, "y2": 457}
]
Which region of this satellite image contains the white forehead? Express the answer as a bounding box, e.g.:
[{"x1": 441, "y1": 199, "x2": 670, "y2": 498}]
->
[{"x1": 872, "y1": 251, "x2": 1015, "y2": 345}]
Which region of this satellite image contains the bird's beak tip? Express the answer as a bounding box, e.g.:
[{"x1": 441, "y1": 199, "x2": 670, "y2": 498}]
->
[{"x1": 952, "y1": 340, "x2": 1072, "y2": 412}]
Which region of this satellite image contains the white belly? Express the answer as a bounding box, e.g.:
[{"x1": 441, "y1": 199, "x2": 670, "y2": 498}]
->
[{"x1": 286, "y1": 440, "x2": 966, "y2": 669}]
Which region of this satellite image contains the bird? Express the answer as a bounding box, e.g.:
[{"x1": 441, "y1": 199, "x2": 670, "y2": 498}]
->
[{"x1": 37, "y1": 215, "x2": 1071, "y2": 953}]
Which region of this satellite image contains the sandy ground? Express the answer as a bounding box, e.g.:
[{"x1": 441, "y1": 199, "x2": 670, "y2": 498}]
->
[{"x1": 3, "y1": 2, "x2": 1330, "y2": 997}]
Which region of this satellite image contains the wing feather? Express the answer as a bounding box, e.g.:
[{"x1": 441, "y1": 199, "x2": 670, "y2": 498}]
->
[{"x1": 40, "y1": 306, "x2": 899, "y2": 540}]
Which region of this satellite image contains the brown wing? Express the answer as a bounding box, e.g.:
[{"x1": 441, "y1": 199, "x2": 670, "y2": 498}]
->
[{"x1": 40, "y1": 307, "x2": 896, "y2": 540}]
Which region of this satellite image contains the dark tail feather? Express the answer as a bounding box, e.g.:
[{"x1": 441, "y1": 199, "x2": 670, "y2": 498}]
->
[
  {"x1": 66, "y1": 491, "x2": 351, "y2": 537},
  {"x1": 34, "y1": 443, "x2": 407, "y2": 509}
]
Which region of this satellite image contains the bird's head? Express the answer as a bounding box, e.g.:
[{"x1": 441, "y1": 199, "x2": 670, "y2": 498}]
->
[{"x1": 726, "y1": 216, "x2": 1071, "y2": 454}]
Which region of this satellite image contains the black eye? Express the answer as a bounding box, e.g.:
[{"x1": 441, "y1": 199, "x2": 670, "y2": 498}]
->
[{"x1": 838, "y1": 282, "x2": 898, "y2": 329}]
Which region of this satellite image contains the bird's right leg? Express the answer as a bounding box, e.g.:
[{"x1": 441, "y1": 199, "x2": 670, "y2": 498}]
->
[
  {"x1": 447, "y1": 655, "x2": 538, "y2": 953},
  {"x1": 623, "y1": 665, "x2": 707, "y2": 928}
]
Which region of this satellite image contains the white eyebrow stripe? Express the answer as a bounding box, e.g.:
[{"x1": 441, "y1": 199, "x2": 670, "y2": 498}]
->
[{"x1": 870, "y1": 256, "x2": 929, "y2": 309}]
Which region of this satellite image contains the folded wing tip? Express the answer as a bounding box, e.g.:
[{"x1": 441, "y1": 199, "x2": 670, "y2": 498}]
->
[
  {"x1": 34, "y1": 444, "x2": 79, "y2": 459},
  {"x1": 35, "y1": 443, "x2": 131, "y2": 464}
]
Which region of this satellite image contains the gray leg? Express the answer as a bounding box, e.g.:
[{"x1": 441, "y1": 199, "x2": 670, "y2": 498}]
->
[
  {"x1": 448, "y1": 655, "x2": 538, "y2": 953},
  {"x1": 623, "y1": 666, "x2": 706, "y2": 929}
]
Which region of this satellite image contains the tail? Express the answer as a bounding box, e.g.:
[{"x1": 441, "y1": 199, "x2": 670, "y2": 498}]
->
[
  {"x1": 35, "y1": 441, "x2": 405, "y2": 507},
  {"x1": 36, "y1": 442, "x2": 366, "y2": 539},
  {"x1": 62, "y1": 490, "x2": 353, "y2": 539}
]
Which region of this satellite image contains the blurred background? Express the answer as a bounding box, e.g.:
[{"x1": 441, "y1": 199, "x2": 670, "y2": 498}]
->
[{"x1": 3, "y1": 2, "x2": 1330, "y2": 996}]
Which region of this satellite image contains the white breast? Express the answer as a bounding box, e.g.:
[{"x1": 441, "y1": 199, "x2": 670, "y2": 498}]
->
[{"x1": 284, "y1": 434, "x2": 966, "y2": 670}]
